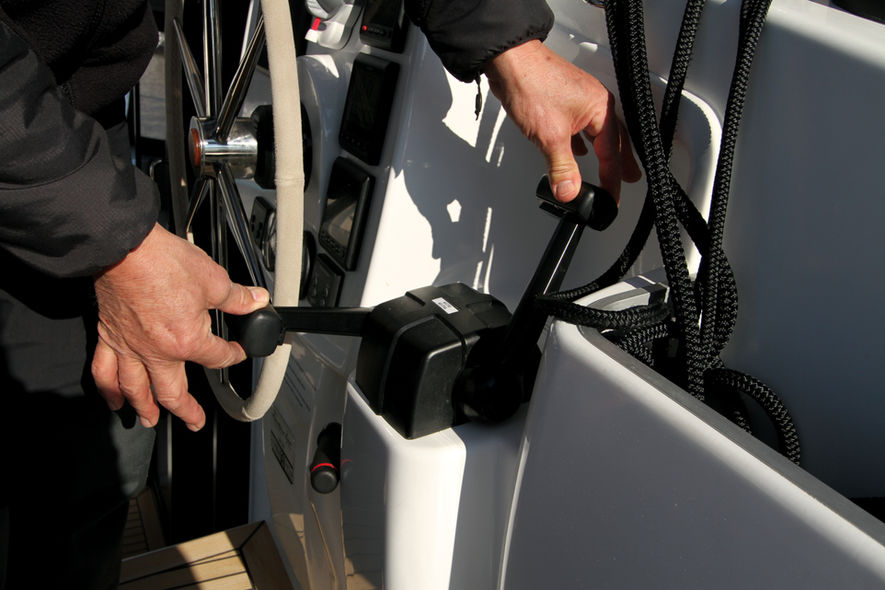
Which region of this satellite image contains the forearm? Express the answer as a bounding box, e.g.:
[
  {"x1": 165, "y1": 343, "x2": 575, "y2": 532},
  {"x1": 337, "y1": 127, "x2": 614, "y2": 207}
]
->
[{"x1": 0, "y1": 16, "x2": 158, "y2": 278}]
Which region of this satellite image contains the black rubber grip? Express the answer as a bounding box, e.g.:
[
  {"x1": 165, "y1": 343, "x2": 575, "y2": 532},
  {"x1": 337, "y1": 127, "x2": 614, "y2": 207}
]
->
[
  {"x1": 227, "y1": 305, "x2": 286, "y2": 357},
  {"x1": 535, "y1": 176, "x2": 618, "y2": 231}
]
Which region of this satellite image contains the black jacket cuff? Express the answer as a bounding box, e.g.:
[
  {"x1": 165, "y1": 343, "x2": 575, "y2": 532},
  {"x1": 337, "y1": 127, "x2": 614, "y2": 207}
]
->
[{"x1": 405, "y1": 0, "x2": 554, "y2": 82}]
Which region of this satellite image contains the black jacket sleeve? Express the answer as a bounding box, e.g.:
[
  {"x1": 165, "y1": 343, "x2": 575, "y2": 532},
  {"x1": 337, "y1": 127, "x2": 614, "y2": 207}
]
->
[
  {"x1": 0, "y1": 16, "x2": 158, "y2": 279},
  {"x1": 404, "y1": 0, "x2": 554, "y2": 82}
]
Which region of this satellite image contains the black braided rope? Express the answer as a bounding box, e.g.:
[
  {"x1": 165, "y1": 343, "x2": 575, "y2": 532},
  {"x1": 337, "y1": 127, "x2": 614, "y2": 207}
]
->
[
  {"x1": 605, "y1": 0, "x2": 706, "y2": 396},
  {"x1": 660, "y1": 0, "x2": 706, "y2": 155},
  {"x1": 608, "y1": 321, "x2": 672, "y2": 368},
  {"x1": 607, "y1": 0, "x2": 800, "y2": 460},
  {"x1": 706, "y1": 367, "x2": 801, "y2": 464},
  {"x1": 699, "y1": 0, "x2": 772, "y2": 368},
  {"x1": 535, "y1": 295, "x2": 671, "y2": 331},
  {"x1": 535, "y1": 0, "x2": 800, "y2": 463},
  {"x1": 539, "y1": 0, "x2": 707, "y2": 305}
]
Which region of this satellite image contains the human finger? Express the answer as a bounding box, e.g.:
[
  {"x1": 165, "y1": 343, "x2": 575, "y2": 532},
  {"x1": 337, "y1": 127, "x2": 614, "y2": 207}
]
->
[
  {"x1": 116, "y1": 353, "x2": 160, "y2": 428},
  {"x1": 188, "y1": 329, "x2": 248, "y2": 370},
  {"x1": 543, "y1": 134, "x2": 585, "y2": 202},
  {"x1": 92, "y1": 337, "x2": 123, "y2": 411},
  {"x1": 146, "y1": 361, "x2": 206, "y2": 432},
  {"x1": 215, "y1": 282, "x2": 270, "y2": 316},
  {"x1": 588, "y1": 104, "x2": 627, "y2": 203}
]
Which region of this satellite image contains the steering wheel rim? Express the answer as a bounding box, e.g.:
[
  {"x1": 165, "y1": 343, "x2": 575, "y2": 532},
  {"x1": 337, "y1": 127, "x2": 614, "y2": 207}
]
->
[{"x1": 164, "y1": 0, "x2": 303, "y2": 421}]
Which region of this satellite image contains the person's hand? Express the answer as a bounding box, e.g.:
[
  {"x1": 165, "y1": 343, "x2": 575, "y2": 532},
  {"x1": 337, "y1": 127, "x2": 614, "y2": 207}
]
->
[
  {"x1": 92, "y1": 223, "x2": 270, "y2": 431},
  {"x1": 484, "y1": 40, "x2": 641, "y2": 203}
]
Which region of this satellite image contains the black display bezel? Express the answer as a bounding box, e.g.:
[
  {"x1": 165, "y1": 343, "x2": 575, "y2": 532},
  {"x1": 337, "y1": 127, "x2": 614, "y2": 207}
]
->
[
  {"x1": 359, "y1": 0, "x2": 407, "y2": 52},
  {"x1": 338, "y1": 54, "x2": 399, "y2": 166},
  {"x1": 318, "y1": 157, "x2": 375, "y2": 271}
]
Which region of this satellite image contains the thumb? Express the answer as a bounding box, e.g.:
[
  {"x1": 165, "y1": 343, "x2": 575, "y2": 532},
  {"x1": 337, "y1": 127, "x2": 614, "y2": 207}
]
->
[
  {"x1": 545, "y1": 141, "x2": 583, "y2": 202},
  {"x1": 218, "y1": 283, "x2": 271, "y2": 316}
]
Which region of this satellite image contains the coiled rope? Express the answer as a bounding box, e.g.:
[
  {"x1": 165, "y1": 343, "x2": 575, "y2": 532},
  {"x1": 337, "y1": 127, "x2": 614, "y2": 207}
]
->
[{"x1": 539, "y1": 0, "x2": 800, "y2": 464}]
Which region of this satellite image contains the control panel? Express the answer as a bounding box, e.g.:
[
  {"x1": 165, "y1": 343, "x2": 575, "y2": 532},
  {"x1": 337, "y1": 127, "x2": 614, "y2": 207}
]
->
[
  {"x1": 307, "y1": 253, "x2": 344, "y2": 308},
  {"x1": 359, "y1": 0, "x2": 408, "y2": 52}
]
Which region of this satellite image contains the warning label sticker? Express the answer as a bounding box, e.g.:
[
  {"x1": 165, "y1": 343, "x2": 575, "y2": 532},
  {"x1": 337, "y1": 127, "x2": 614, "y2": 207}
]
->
[{"x1": 432, "y1": 297, "x2": 458, "y2": 315}]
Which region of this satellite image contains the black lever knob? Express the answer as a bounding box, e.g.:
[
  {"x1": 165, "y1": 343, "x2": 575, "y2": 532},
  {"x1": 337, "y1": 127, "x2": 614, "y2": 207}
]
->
[
  {"x1": 232, "y1": 305, "x2": 371, "y2": 357},
  {"x1": 534, "y1": 175, "x2": 618, "y2": 230},
  {"x1": 226, "y1": 305, "x2": 286, "y2": 357}
]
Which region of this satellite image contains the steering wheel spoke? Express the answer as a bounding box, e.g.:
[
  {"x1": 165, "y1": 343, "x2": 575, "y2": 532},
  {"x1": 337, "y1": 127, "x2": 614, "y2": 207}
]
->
[
  {"x1": 216, "y1": 17, "x2": 266, "y2": 141},
  {"x1": 165, "y1": 0, "x2": 304, "y2": 421},
  {"x1": 203, "y1": 0, "x2": 223, "y2": 115},
  {"x1": 216, "y1": 162, "x2": 267, "y2": 289},
  {"x1": 184, "y1": 175, "x2": 210, "y2": 240},
  {"x1": 171, "y1": 17, "x2": 207, "y2": 119}
]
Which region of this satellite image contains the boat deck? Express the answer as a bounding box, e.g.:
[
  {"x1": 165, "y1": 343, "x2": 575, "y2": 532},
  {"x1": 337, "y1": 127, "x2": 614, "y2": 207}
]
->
[
  {"x1": 123, "y1": 491, "x2": 166, "y2": 559},
  {"x1": 121, "y1": 518, "x2": 290, "y2": 589},
  {"x1": 121, "y1": 492, "x2": 290, "y2": 589}
]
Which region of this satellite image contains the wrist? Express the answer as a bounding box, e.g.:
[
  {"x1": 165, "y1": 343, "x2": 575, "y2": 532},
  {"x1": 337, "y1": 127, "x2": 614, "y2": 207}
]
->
[
  {"x1": 484, "y1": 40, "x2": 545, "y2": 84},
  {"x1": 93, "y1": 222, "x2": 164, "y2": 289}
]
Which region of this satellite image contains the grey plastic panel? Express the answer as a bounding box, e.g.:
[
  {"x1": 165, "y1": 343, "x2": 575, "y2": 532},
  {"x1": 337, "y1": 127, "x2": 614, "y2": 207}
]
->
[{"x1": 501, "y1": 318, "x2": 885, "y2": 589}]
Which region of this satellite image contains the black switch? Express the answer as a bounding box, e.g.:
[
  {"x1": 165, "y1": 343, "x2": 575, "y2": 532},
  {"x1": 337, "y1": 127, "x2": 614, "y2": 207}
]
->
[{"x1": 310, "y1": 423, "x2": 342, "y2": 494}]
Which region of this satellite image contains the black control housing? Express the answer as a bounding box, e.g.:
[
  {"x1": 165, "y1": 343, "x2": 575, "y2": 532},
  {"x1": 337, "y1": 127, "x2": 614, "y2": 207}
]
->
[{"x1": 355, "y1": 283, "x2": 511, "y2": 439}]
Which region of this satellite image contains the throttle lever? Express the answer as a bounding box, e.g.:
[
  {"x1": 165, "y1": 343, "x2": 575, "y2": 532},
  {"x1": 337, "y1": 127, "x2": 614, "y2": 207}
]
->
[
  {"x1": 227, "y1": 305, "x2": 370, "y2": 357},
  {"x1": 534, "y1": 175, "x2": 618, "y2": 230},
  {"x1": 455, "y1": 177, "x2": 618, "y2": 421}
]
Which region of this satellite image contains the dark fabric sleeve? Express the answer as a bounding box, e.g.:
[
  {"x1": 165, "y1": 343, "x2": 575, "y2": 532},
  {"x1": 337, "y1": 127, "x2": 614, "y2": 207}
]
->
[
  {"x1": 0, "y1": 16, "x2": 158, "y2": 279},
  {"x1": 404, "y1": 0, "x2": 554, "y2": 82}
]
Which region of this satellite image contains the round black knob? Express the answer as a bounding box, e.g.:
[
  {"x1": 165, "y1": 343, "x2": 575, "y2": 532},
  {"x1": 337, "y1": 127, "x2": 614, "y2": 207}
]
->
[{"x1": 310, "y1": 462, "x2": 339, "y2": 494}]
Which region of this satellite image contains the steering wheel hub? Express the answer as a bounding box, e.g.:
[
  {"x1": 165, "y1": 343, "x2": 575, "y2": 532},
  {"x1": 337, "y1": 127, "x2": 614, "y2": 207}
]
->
[{"x1": 188, "y1": 116, "x2": 259, "y2": 180}]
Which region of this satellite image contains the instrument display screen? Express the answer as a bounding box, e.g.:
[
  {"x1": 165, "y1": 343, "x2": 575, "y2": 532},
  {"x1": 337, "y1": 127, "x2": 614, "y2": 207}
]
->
[
  {"x1": 338, "y1": 54, "x2": 399, "y2": 166},
  {"x1": 318, "y1": 157, "x2": 375, "y2": 271}
]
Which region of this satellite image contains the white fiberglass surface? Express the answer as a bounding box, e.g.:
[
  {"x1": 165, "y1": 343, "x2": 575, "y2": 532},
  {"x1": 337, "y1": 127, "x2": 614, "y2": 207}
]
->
[
  {"x1": 500, "y1": 315, "x2": 885, "y2": 589},
  {"x1": 714, "y1": 3, "x2": 885, "y2": 496},
  {"x1": 247, "y1": 0, "x2": 885, "y2": 588}
]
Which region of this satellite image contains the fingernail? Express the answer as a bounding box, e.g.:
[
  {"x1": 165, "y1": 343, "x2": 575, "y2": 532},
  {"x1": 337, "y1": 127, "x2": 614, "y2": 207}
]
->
[
  {"x1": 140, "y1": 416, "x2": 155, "y2": 429},
  {"x1": 554, "y1": 180, "x2": 575, "y2": 201},
  {"x1": 248, "y1": 286, "x2": 269, "y2": 303}
]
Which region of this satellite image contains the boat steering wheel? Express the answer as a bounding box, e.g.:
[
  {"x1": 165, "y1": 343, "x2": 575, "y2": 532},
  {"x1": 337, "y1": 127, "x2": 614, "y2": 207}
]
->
[{"x1": 164, "y1": 0, "x2": 303, "y2": 421}]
